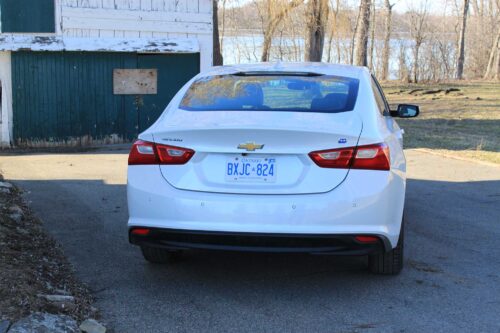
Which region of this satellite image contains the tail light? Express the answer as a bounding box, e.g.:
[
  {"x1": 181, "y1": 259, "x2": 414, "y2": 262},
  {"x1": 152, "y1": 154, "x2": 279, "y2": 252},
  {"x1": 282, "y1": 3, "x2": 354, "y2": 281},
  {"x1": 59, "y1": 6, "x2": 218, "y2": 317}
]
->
[
  {"x1": 308, "y1": 147, "x2": 354, "y2": 168},
  {"x1": 352, "y1": 143, "x2": 390, "y2": 170},
  {"x1": 309, "y1": 143, "x2": 390, "y2": 170},
  {"x1": 128, "y1": 140, "x2": 194, "y2": 165}
]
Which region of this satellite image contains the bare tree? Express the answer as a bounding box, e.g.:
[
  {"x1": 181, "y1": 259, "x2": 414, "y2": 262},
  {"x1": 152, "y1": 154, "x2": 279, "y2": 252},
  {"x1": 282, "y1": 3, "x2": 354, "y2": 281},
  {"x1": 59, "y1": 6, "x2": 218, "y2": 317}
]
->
[
  {"x1": 305, "y1": 0, "x2": 329, "y2": 61},
  {"x1": 353, "y1": 0, "x2": 371, "y2": 66},
  {"x1": 349, "y1": 7, "x2": 360, "y2": 64},
  {"x1": 408, "y1": 1, "x2": 429, "y2": 83},
  {"x1": 398, "y1": 41, "x2": 409, "y2": 82},
  {"x1": 381, "y1": 0, "x2": 395, "y2": 80},
  {"x1": 456, "y1": 0, "x2": 470, "y2": 79},
  {"x1": 368, "y1": 0, "x2": 376, "y2": 71},
  {"x1": 219, "y1": 0, "x2": 228, "y2": 54},
  {"x1": 213, "y1": 0, "x2": 223, "y2": 66},
  {"x1": 260, "y1": 0, "x2": 304, "y2": 62},
  {"x1": 220, "y1": 0, "x2": 498, "y2": 81},
  {"x1": 484, "y1": 24, "x2": 500, "y2": 79}
]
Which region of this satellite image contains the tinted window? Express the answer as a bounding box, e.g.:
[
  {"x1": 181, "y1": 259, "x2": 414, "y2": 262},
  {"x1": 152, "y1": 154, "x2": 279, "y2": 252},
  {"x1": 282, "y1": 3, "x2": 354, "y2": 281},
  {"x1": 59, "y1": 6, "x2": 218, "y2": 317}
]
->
[
  {"x1": 180, "y1": 75, "x2": 359, "y2": 113},
  {"x1": 371, "y1": 76, "x2": 389, "y2": 115}
]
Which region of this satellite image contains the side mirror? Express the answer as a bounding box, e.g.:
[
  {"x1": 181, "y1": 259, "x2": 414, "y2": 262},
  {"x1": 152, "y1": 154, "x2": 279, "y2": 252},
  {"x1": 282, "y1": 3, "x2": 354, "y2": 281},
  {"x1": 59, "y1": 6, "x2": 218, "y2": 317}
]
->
[{"x1": 390, "y1": 104, "x2": 419, "y2": 118}]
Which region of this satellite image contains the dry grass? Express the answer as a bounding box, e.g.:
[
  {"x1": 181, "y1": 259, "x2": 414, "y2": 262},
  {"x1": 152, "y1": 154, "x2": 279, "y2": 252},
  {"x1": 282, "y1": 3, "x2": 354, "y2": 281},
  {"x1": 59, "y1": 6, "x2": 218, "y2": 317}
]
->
[{"x1": 382, "y1": 81, "x2": 500, "y2": 164}]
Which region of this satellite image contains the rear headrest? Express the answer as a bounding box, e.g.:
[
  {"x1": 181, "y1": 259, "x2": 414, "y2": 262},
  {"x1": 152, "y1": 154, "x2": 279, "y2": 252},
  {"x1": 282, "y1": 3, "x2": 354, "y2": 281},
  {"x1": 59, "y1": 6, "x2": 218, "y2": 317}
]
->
[
  {"x1": 236, "y1": 83, "x2": 264, "y2": 107},
  {"x1": 311, "y1": 93, "x2": 348, "y2": 111}
]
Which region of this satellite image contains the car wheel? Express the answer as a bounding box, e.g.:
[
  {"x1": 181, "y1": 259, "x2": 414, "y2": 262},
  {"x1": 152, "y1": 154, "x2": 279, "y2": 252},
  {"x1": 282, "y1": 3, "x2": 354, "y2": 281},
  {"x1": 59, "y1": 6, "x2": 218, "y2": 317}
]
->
[
  {"x1": 368, "y1": 220, "x2": 404, "y2": 275},
  {"x1": 140, "y1": 246, "x2": 181, "y2": 264}
]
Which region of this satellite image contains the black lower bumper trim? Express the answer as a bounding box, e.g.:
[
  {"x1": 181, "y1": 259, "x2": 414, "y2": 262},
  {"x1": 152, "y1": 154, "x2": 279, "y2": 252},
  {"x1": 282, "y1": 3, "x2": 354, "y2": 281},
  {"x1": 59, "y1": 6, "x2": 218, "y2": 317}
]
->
[{"x1": 129, "y1": 228, "x2": 387, "y2": 255}]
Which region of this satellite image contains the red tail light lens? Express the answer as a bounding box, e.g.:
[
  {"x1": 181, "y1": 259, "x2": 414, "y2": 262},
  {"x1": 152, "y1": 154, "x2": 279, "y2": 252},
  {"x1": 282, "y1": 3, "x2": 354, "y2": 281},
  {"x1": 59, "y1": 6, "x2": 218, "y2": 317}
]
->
[
  {"x1": 351, "y1": 143, "x2": 390, "y2": 171},
  {"x1": 155, "y1": 144, "x2": 195, "y2": 165},
  {"x1": 128, "y1": 140, "x2": 194, "y2": 165},
  {"x1": 309, "y1": 147, "x2": 355, "y2": 168},
  {"x1": 128, "y1": 140, "x2": 157, "y2": 165},
  {"x1": 309, "y1": 143, "x2": 390, "y2": 170}
]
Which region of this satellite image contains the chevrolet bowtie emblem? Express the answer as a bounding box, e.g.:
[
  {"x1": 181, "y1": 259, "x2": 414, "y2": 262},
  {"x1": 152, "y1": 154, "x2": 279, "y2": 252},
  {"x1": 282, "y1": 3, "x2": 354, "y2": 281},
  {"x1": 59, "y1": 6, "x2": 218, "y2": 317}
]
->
[{"x1": 237, "y1": 142, "x2": 264, "y2": 151}]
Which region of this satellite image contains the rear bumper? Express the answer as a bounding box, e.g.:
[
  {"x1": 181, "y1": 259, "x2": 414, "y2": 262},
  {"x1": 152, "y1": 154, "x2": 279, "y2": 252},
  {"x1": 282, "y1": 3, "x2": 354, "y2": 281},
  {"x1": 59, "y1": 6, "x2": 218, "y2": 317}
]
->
[
  {"x1": 127, "y1": 165, "x2": 406, "y2": 248},
  {"x1": 129, "y1": 227, "x2": 388, "y2": 255}
]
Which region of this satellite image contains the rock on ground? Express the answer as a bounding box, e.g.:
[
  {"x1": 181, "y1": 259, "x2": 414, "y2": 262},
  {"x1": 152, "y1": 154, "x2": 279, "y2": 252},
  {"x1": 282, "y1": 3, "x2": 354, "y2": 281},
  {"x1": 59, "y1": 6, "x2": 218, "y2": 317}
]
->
[
  {"x1": 8, "y1": 205, "x2": 24, "y2": 222},
  {"x1": 37, "y1": 294, "x2": 77, "y2": 312},
  {"x1": 8, "y1": 205, "x2": 23, "y2": 215},
  {"x1": 0, "y1": 181, "x2": 13, "y2": 189},
  {"x1": 0, "y1": 320, "x2": 10, "y2": 333},
  {"x1": 8, "y1": 313, "x2": 79, "y2": 333},
  {"x1": 37, "y1": 294, "x2": 75, "y2": 303},
  {"x1": 79, "y1": 319, "x2": 106, "y2": 333},
  {"x1": 8, "y1": 213, "x2": 23, "y2": 223}
]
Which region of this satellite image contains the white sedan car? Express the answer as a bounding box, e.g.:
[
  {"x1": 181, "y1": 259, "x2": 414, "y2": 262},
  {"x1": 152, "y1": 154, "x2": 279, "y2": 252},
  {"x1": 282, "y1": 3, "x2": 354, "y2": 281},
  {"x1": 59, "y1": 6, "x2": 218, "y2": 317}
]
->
[{"x1": 127, "y1": 63, "x2": 419, "y2": 275}]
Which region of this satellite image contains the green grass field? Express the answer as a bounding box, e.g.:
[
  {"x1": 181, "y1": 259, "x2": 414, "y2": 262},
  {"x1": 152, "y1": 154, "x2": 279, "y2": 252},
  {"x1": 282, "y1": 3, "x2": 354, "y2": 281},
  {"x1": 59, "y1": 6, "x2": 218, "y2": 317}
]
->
[{"x1": 382, "y1": 81, "x2": 500, "y2": 164}]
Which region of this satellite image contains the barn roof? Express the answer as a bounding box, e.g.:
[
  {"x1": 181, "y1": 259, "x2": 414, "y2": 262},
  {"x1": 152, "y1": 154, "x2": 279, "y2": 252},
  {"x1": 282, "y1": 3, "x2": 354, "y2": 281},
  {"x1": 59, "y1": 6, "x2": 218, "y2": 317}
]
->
[{"x1": 0, "y1": 35, "x2": 199, "y2": 53}]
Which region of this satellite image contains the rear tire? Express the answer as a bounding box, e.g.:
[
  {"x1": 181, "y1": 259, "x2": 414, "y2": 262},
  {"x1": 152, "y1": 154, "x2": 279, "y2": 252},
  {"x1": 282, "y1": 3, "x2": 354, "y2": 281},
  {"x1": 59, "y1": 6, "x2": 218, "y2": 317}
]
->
[
  {"x1": 368, "y1": 220, "x2": 404, "y2": 275},
  {"x1": 140, "y1": 246, "x2": 181, "y2": 264}
]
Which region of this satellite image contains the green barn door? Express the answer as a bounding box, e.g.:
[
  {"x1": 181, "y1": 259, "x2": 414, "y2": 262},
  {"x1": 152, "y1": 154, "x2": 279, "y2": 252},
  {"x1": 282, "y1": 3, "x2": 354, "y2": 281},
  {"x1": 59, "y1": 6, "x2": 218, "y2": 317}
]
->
[
  {"x1": 11, "y1": 51, "x2": 199, "y2": 145},
  {"x1": 11, "y1": 51, "x2": 137, "y2": 145},
  {"x1": 136, "y1": 53, "x2": 200, "y2": 132}
]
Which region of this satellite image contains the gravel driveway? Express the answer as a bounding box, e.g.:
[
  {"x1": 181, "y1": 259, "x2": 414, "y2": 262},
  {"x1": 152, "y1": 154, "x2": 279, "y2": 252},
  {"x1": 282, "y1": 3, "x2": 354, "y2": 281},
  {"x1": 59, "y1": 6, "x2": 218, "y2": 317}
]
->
[{"x1": 1, "y1": 148, "x2": 499, "y2": 332}]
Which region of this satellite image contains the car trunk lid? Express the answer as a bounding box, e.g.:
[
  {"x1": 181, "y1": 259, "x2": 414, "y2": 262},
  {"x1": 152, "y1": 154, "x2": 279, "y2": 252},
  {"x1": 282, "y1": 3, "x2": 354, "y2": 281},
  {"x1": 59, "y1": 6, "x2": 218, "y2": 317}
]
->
[{"x1": 148, "y1": 110, "x2": 362, "y2": 194}]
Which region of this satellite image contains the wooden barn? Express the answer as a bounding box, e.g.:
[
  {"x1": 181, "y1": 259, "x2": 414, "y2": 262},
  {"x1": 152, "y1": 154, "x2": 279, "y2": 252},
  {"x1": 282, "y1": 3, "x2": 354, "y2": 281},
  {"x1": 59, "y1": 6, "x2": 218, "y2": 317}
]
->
[{"x1": 0, "y1": 0, "x2": 213, "y2": 147}]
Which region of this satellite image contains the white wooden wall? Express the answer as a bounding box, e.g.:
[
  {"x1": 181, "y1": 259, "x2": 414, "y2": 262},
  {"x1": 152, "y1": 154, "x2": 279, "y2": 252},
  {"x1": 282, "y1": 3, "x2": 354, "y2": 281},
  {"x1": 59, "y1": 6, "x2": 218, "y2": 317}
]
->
[
  {"x1": 55, "y1": 0, "x2": 213, "y2": 70},
  {"x1": 0, "y1": 52, "x2": 13, "y2": 147}
]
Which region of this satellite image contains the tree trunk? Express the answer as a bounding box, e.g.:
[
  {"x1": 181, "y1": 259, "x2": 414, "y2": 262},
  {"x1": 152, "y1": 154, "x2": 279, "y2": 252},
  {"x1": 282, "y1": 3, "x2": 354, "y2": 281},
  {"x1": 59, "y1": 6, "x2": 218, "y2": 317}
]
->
[
  {"x1": 413, "y1": 43, "x2": 420, "y2": 83},
  {"x1": 305, "y1": 0, "x2": 329, "y2": 62},
  {"x1": 350, "y1": 6, "x2": 361, "y2": 64},
  {"x1": 495, "y1": 46, "x2": 500, "y2": 80},
  {"x1": 261, "y1": 35, "x2": 273, "y2": 62},
  {"x1": 381, "y1": 0, "x2": 393, "y2": 80},
  {"x1": 484, "y1": 24, "x2": 500, "y2": 79},
  {"x1": 398, "y1": 43, "x2": 409, "y2": 82},
  {"x1": 456, "y1": 0, "x2": 470, "y2": 79},
  {"x1": 353, "y1": 0, "x2": 371, "y2": 66},
  {"x1": 368, "y1": 0, "x2": 376, "y2": 71},
  {"x1": 326, "y1": 0, "x2": 339, "y2": 63},
  {"x1": 212, "y1": 0, "x2": 223, "y2": 66},
  {"x1": 326, "y1": 26, "x2": 334, "y2": 62},
  {"x1": 220, "y1": 0, "x2": 227, "y2": 52},
  {"x1": 261, "y1": 0, "x2": 304, "y2": 62}
]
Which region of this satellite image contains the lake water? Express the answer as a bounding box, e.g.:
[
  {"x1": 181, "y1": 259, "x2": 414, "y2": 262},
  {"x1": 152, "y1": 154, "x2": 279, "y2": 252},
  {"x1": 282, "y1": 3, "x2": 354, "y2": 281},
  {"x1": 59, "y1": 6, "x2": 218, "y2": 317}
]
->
[{"x1": 221, "y1": 35, "x2": 415, "y2": 80}]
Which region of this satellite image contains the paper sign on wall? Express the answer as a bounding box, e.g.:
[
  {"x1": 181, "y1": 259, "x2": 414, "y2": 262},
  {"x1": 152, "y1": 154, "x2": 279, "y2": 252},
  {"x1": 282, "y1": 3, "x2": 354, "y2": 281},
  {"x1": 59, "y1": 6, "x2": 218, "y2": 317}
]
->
[{"x1": 113, "y1": 69, "x2": 157, "y2": 95}]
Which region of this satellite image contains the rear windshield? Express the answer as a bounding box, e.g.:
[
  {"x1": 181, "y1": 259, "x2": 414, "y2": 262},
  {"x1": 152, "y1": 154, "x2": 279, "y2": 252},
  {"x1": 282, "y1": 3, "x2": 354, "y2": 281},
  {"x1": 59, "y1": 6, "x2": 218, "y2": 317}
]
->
[{"x1": 179, "y1": 74, "x2": 359, "y2": 113}]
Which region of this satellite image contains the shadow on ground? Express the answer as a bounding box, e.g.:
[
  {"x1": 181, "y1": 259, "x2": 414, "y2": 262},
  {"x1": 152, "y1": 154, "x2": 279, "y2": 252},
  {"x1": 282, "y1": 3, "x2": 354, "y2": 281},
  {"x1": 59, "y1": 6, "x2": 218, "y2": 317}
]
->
[{"x1": 7, "y1": 174, "x2": 500, "y2": 332}]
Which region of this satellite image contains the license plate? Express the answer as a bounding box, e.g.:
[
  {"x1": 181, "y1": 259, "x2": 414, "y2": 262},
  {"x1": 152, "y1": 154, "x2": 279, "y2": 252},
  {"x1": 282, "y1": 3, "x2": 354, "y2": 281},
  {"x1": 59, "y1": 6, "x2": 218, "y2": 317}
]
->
[{"x1": 225, "y1": 156, "x2": 277, "y2": 183}]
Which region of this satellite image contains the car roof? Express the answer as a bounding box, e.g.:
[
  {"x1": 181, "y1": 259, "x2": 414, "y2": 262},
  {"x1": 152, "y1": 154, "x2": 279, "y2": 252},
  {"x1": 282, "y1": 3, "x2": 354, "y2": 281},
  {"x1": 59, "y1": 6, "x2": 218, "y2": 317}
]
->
[{"x1": 200, "y1": 62, "x2": 367, "y2": 79}]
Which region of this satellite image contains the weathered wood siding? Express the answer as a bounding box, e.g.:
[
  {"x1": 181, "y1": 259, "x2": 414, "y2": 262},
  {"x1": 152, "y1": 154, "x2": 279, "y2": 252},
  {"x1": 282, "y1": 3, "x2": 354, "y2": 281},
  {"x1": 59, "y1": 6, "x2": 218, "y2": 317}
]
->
[
  {"x1": 11, "y1": 51, "x2": 199, "y2": 146},
  {"x1": 56, "y1": 0, "x2": 212, "y2": 70},
  {"x1": 0, "y1": 52, "x2": 13, "y2": 147}
]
